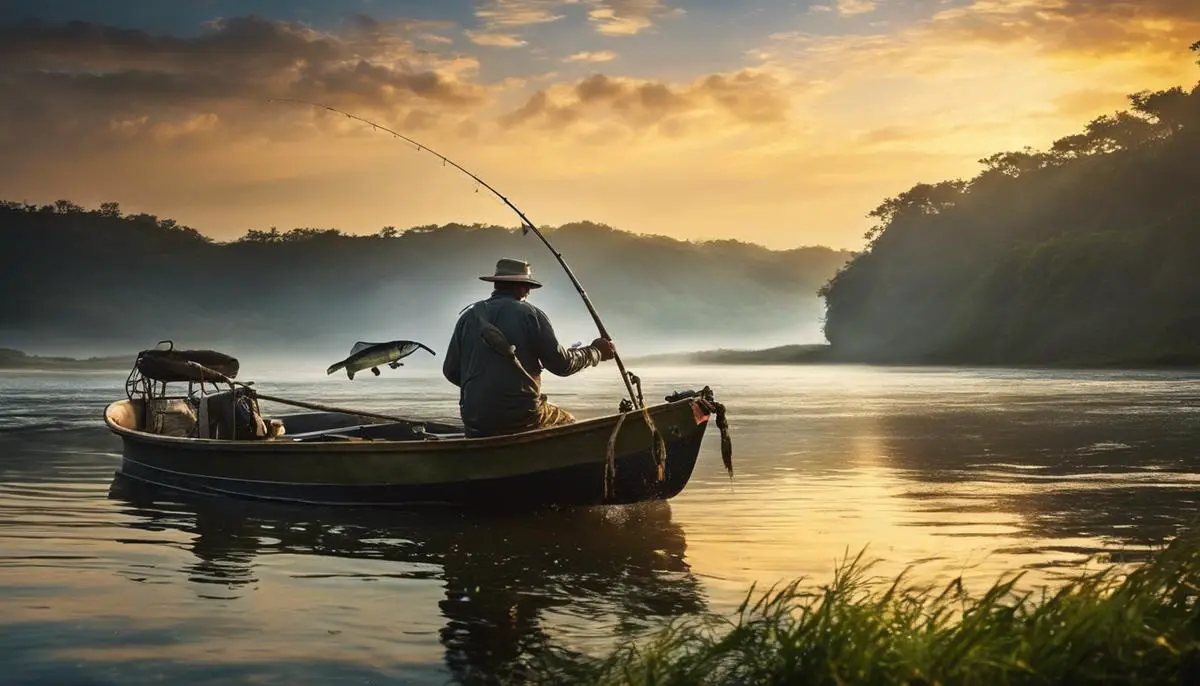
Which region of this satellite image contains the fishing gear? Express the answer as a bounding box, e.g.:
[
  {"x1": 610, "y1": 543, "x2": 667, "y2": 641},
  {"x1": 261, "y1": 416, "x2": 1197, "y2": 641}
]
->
[{"x1": 268, "y1": 97, "x2": 642, "y2": 410}]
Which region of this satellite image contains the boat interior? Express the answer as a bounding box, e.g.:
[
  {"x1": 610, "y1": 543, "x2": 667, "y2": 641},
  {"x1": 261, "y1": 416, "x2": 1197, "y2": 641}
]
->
[
  {"x1": 114, "y1": 344, "x2": 468, "y2": 444},
  {"x1": 276, "y1": 410, "x2": 467, "y2": 443},
  {"x1": 108, "y1": 397, "x2": 467, "y2": 444},
  {"x1": 109, "y1": 344, "x2": 710, "y2": 446}
]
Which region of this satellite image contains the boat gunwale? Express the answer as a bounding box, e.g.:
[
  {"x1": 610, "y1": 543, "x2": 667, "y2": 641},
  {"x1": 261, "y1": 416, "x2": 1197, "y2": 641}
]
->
[{"x1": 103, "y1": 396, "x2": 708, "y2": 453}]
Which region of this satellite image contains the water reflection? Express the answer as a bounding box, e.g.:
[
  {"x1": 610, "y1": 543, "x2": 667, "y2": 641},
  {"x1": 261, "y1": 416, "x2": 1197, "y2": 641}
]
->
[
  {"x1": 876, "y1": 408, "x2": 1200, "y2": 556},
  {"x1": 108, "y1": 475, "x2": 707, "y2": 685},
  {"x1": 8, "y1": 367, "x2": 1200, "y2": 683}
]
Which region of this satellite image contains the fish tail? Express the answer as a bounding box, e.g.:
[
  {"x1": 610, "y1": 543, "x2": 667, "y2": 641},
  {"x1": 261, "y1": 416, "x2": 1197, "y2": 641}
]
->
[{"x1": 326, "y1": 362, "x2": 344, "y2": 376}]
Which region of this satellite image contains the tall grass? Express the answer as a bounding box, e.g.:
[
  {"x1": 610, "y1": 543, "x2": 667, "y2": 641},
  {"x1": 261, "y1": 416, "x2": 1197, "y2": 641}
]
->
[{"x1": 528, "y1": 535, "x2": 1200, "y2": 685}]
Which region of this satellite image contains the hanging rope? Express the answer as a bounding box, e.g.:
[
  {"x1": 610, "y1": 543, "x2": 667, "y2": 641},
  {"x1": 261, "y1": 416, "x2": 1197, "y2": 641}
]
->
[
  {"x1": 697, "y1": 388, "x2": 733, "y2": 479},
  {"x1": 604, "y1": 411, "x2": 628, "y2": 499}
]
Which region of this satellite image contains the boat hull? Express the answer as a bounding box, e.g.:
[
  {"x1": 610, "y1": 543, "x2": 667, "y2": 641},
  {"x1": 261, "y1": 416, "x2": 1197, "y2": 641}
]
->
[{"x1": 104, "y1": 396, "x2": 713, "y2": 510}]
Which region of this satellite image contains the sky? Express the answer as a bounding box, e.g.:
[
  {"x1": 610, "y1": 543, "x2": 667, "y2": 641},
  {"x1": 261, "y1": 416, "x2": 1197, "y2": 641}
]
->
[{"x1": 1, "y1": 0, "x2": 1198, "y2": 250}]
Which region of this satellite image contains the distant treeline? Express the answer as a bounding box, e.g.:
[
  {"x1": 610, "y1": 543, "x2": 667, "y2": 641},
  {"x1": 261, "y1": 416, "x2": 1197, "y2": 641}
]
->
[
  {"x1": 818, "y1": 41, "x2": 1200, "y2": 366},
  {"x1": 628, "y1": 344, "x2": 835, "y2": 365},
  {"x1": 0, "y1": 200, "x2": 850, "y2": 357},
  {"x1": 0, "y1": 348, "x2": 128, "y2": 370}
]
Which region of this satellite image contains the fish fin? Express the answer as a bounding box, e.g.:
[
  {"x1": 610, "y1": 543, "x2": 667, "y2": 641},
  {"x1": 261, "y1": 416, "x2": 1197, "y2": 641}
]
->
[
  {"x1": 350, "y1": 341, "x2": 379, "y2": 355},
  {"x1": 347, "y1": 368, "x2": 355, "y2": 380},
  {"x1": 387, "y1": 361, "x2": 401, "y2": 369},
  {"x1": 371, "y1": 367, "x2": 381, "y2": 376}
]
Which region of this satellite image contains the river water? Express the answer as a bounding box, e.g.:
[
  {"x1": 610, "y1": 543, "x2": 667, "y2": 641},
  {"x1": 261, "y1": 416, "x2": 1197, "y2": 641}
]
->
[{"x1": 2, "y1": 364, "x2": 1200, "y2": 684}]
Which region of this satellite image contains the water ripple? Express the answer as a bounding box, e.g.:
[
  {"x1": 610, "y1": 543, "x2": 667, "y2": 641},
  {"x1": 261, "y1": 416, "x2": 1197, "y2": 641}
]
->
[{"x1": 2, "y1": 366, "x2": 1200, "y2": 683}]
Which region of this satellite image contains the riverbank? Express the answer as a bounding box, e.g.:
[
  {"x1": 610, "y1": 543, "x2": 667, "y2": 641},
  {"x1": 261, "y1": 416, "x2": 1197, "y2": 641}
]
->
[
  {"x1": 527, "y1": 534, "x2": 1200, "y2": 685},
  {"x1": 0, "y1": 348, "x2": 130, "y2": 371},
  {"x1": 628, "y1": 344, "x2": 837, "y2": 366},
  {"x1": 627, "y1": 343, "x2": 1200, "y2": 370}
]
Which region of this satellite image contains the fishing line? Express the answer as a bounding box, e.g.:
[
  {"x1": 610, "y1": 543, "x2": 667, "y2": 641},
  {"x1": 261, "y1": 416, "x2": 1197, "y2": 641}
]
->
[{"x1": 267, "y1": 97, "x2": 642, "y2": 409}]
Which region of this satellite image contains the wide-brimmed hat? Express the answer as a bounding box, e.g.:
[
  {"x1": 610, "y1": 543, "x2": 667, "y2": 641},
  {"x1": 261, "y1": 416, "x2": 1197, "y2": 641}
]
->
[{"x1": 479, "y1": 257, "x2": 543, "y2": 288}]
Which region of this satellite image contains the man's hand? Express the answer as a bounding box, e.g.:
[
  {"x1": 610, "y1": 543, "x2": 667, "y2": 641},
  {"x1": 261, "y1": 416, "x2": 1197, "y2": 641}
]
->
[{"x1": 591, "y1": 337, "x2": 616, "y2": 361}]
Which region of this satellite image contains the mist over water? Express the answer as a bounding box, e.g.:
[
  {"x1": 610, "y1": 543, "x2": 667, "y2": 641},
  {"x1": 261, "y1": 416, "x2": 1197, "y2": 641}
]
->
[
  {"x1": 3, "y1": 364, "x2": 1200, "y2": 684},
  {"x1": 0, "y1": 205, "x2": 847, "y2": 361},
  {"x1": 2, "y1": 291, "x2": 828, "y2": 367}
]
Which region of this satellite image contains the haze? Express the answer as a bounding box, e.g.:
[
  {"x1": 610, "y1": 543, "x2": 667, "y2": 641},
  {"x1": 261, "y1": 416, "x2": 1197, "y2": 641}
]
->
[{"x1": 0, "y1": 206, "x2": 849, "y2": 362}]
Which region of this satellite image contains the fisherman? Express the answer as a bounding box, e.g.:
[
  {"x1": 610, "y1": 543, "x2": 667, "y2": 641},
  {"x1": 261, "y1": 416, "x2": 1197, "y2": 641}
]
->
[{"x1": 442, "y1": 258, "x2": 617, "y2": 437}]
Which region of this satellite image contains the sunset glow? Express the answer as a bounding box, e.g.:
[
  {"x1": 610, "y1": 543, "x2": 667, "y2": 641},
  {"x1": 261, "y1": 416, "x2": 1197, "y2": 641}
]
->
[{"x1": 2, "y1": 0, "x2": 1197, "y2": 249}]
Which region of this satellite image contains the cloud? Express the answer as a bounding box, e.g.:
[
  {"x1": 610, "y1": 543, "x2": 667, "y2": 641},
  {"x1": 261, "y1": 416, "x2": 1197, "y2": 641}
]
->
[
  {"x1": 564, "y1": 50, "x2": 617, "y2": 62},
  {"x1": 468, "y1": 0, "x2": 682, "y2": 40},
  {"x1": 473, "y1": 0, "x2": 570, "y2": 28},
  {"x1": 418, "y1": 33, "x2": 455, "y2": 45},
  {"x1": 499, "y1": 69, "x2": 791, "y2": 135},
  {"x1": 151, "y1": 112, "x2": 221, "y2": 142},
  {"x1": 738, "y1": 0, "x2": 1200, "y2": 203},
  {"x1": 836, "y1": 0, "x2": 877, "y2": 16},
  {"x1": 755, "y1": 0, "x2": 1200, "y2": 87},
  {"x1": 0, "y1": 15, "x2": 490, "y2": 156},
  {"x1": 931, "y1": 0, "x2": 1200, "y2": 59},
  {"x1": 3, "y1": 0, "x2": 1199, "y2": 254},
  {"x1": 465, "y1": 30, "x2": 528, "y2": 47},
  {"x1": 586, "y1": 0, "x2": 684, "y2": 36},
  {"x1": 853, "y1": 125, "x2": 922, "y2": 145}
]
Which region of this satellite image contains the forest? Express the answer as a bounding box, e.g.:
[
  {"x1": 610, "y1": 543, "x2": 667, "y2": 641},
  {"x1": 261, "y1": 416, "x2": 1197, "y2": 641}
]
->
[
  {"x1": 0, "y1": 200, "x2": 849, "y2": 361},
  {"x1": 818, "y1": 41, "x2": 1200, "y2": 366}
]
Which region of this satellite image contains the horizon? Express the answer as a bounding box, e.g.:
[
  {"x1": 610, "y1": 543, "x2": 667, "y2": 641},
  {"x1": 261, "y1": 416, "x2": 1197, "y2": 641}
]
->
[
  {"x1": 2, "y1": 1, "x2": 1197, "y2": 250},
  {"x1": 0, "y1": 197, "x2": 852, "y2": 253}
]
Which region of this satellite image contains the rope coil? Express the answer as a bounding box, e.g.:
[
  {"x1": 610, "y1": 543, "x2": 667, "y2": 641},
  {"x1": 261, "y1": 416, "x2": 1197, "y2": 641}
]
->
[{"x1": 604, "y1": 386, "x2": 732, "y2": 499}]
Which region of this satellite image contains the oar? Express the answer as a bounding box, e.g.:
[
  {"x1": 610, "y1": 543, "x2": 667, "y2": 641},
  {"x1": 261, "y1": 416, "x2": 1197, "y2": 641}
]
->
[{"x1": 183, "y1": 361, "x2": 421, "y2": 426}]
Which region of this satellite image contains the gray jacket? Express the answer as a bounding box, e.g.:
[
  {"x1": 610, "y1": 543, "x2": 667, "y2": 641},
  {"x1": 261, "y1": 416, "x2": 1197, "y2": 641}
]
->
[{"x1": 442, "y1": 291, "x2": 601, "y2": 435}]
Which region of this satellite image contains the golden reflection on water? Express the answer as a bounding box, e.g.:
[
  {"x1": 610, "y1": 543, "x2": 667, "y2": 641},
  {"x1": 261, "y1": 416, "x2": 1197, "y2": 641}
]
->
[{"x1": 2, "y1": 365, "x2": 1200, "y2": 683}]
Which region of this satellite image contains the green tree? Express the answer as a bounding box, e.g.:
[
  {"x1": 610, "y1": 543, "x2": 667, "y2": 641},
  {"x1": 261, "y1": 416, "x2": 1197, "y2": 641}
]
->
[{"x1": 818, "y1": 41, "x2": 1200, "y2": 366}]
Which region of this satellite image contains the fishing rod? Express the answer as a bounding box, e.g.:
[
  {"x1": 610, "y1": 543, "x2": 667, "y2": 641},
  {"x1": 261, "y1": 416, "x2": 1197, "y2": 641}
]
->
[{"x1": 267, "y1": 97, "x2": 642, "y2": 409}]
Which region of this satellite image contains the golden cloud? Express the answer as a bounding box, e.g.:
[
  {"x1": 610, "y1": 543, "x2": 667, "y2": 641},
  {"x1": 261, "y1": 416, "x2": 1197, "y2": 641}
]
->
[
  {"x1": 465, "y1": 30, "x2": 529, "y2": 47},
  {"x1": 498, "y1": 69, "x2": 791, "y2": 135},
  {"x1": 564, "y1": 50, "x2": 618, "y2": 62},
  {"x1": 932, "y1": 0, "x2": 1200, "y2": 60},
  {"x1": 836, "y1": 0, "x2": 877, "y2": 17},
  {"x1": 471, "y1": 0, "x2": 683, "y2": 37},
  {"x1": 473, "y1": 0, "x2": 570, "y2": 28},
  {"x1": 587, "y1": 0, "x2": 684, "y2": 36}
]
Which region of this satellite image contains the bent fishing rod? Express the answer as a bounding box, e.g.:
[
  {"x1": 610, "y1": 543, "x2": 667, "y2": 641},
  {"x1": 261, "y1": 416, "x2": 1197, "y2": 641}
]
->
[{"x1": 268, "y1": 97, "x2": 642, "y2": 409}]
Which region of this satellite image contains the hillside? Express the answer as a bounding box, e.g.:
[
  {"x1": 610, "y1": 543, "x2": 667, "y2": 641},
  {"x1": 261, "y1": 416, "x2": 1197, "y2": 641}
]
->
[
  {"x1": 627, "y1": 344, "x2": 835, "y2": 365},
  {"x1": 0, "y1": 201, "x2": 851, "y2": 360},
  {"x1": 0, "y1": 348, "x2": 129, "y2": 371},
  {"x1": 818, "y1": 42, "x2": 1200, "y2": 366}
]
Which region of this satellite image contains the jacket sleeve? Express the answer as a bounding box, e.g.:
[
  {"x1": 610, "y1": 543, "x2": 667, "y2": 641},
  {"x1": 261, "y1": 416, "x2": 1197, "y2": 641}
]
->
[
  {"x1": 530, "y1": 307, "x2": 601, "y2": 377},
  {"x1": 443, "y1": 314, "x2": 464, "y2": 387}
]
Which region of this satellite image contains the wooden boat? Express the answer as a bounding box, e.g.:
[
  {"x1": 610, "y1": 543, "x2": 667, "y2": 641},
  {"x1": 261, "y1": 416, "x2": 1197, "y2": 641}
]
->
[
  {"x1": 102, "y1": 345, "x2": 730, "y2": 510},
  {"x1": 104, "y1": 393, "x2": 722, "y2": 509}
]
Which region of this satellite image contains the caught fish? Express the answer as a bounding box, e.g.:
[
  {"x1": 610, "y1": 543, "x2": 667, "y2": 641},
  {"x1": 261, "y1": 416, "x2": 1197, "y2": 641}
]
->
[{"x1": 326, "y1": 340, "x2": 436, "y2": 380}]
